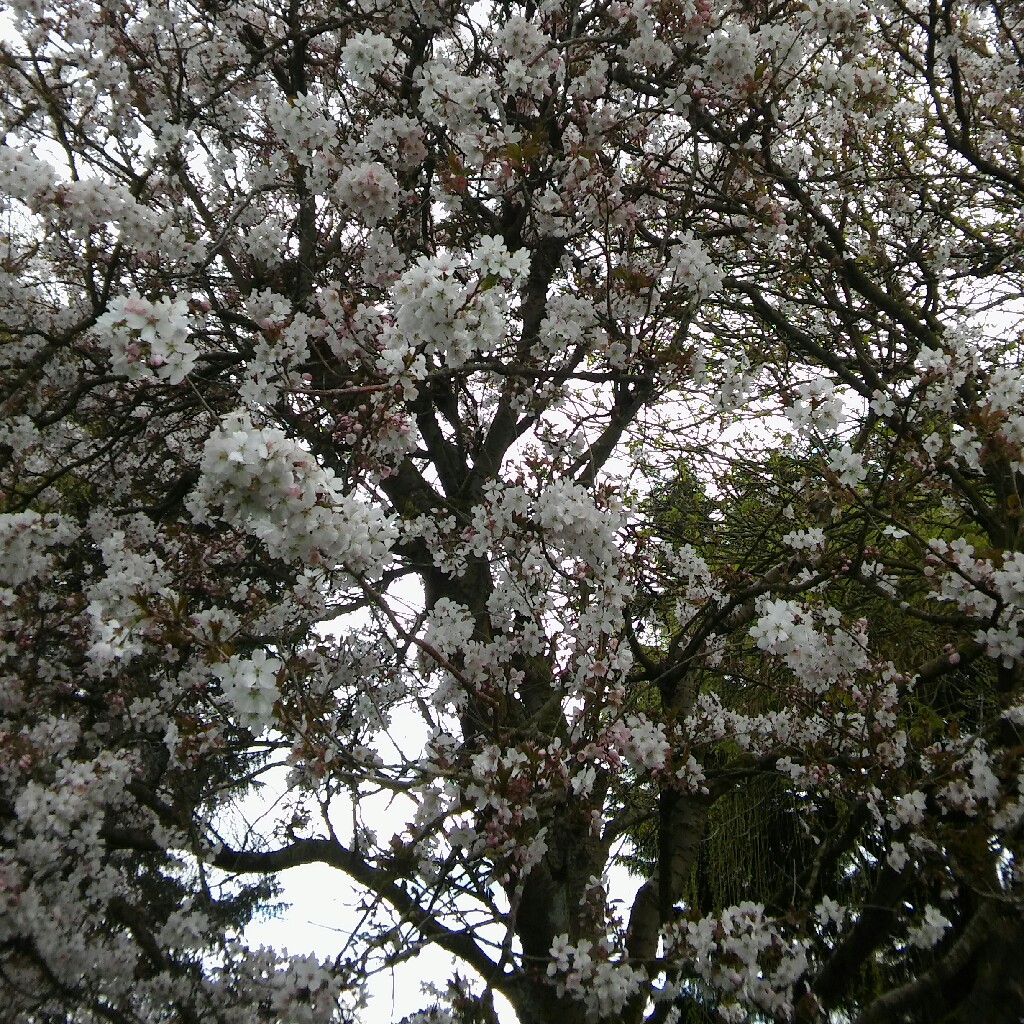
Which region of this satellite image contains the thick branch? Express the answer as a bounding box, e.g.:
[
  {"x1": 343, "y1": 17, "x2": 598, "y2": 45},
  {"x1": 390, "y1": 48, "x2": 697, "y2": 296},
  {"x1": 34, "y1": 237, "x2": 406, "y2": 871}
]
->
[
  {"x1": 806, "y1": 864, "x2": 910, "y2": 1016},
  {"x1": 851, "y1": 900, "x2": 999, "y2": 1024},
  {"x1": 217, "y1": 839, "x2": 503, "y2": 984}
]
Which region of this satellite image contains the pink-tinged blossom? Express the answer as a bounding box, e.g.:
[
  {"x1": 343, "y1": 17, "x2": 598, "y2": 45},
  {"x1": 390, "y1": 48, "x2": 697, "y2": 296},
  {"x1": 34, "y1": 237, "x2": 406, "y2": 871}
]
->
[
  {"x1": 190, "y1": 410, "x2": 396, "y2": 573},
  {"x1": 827, "y1": 443, "x2": 867, "y2": 487},
  {"x1": 95, "y1": 292, "x2": 198, "y2": 384},
  {"x1": 213, "y1": 650, "x2": 283, "y2": 734},
  {"x1": 4, "y1": 0, "x2": 1024, "y2": 1019}
]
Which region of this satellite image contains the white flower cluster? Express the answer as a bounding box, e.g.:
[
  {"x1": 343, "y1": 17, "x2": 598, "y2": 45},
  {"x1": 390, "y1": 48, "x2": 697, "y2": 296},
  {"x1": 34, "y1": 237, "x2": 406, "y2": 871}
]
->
[
  {"x1": 665, "y1": 232, "x2": 723, "y2": 300},
  {"x1": 985, "y1": 363, "x2": 1024, "y2": 415},
  {"x1": 379, "y1": 250, "x2": 517, "y2": 391},
  {"x1": 609, "y1": 714, "x2": 671, "y2": 772},
  {"x1": 416, "y1": 61, "x2": 490, "y2": 130},
  {"x1": 925, "y1": 538, "x2": 997, "y2": 614},
  {"x1": 423, "y1": 597, "x2": 476, "y2": 658},
  {"x1": 905, "y1": 906, "x2": 952, "y2": 949},
  {"x1": 84, "y1": 521, "x2": 174, "y2": 671},
  {"x1": 14, "y1": 751, "x2": 132, "y2": 864},
  {"x1": 94, "y1": 292, "x2": 198, "y2": 385},
  {"x1": 189, "y1": 410, "x2": 396, "y2": 572},
  {"x1": 785, "y1": 377, "x2": 846, "y2": 435},
  {"x1": 701, "y1": 23, "x2": 758, "y2": 96},
  {"x1": 673, "y1": 903, "x2": 809, "y2": 1020},
  {"x1": 0, "y1": 143, "x2": 59, "y2": 204},
  {"x1": 0, "y1": 510, "x2": 74, "y2": 590},
  {"x1": 949, "y1": 426, "x2": 983, "y2": 470},
  {"x1": 333, "y1": 161, "x2": 402, "y2": 226},
  {"x1": 690, "y1": 350, "x2": 753, "y2": 413},
  {"x1": 887, "y1": 841, "x2": 912, "y2": 872},
  {"x1": 815, "y1": 896, "x2": 848, "y2": 930},
  {"x1": 209, "y1": 943, "x2": 348, "y2": 1024},
  {"x1": 936, "y1": 740, "x2": 1001, "y2": 816},
  {"x1": 748, "y1": 597, "x2": 870, "y2": 691},
  {"x1": 870, "y1": 387, "x2": 897, "y2": 418},
  {"x1": 914, "y1": 335, "x2": 1024, "y2": 472},
  {"x1": 263, "y1": 93, "x2": 334, "y2": 161},
  {"x1": 495, "y1": 15, "x2": 547, "y2": 61},
  {"x1": 675, "y1": 753, "x2": 709, "y2": 794},
  {"x1": 885, "y1": 790, "x2": 928, "y2": 829},
  {"x1": 0, "y1": 145, "x2": 189, "y2": 257},
  {"x1": 919, "y1": 539, "x2": 1024, "y2": 667},
  {"x1": 622, "y1": 29, "x2": 674, "y2": 70},
  {"x1": 340, "y1": 30, "x2": 399, "y2": 87},
  {"x1": 533, "y1": 477, "x2": 623, "y2": 570},
  {"x1": 915, "y1": 335, "x2": 981, "y2": 415},
  {"x1": 534, "y1": 292, "x2": 603, "y2": 361},
  {"x1": 450, "y1": 478, "x2": 625, "y2": 580},
  {"x1": 979, "y1": 623, "x2": 1024, "y2": 670},
  {"x1": 465, "y1": 745, "x2": 568, "y2": 841},
  {"x1": 547, "y1": 935, "x2": 646, "y2": 1020},
  {"x1": 494, "y1": 16, "x2": 555, "y2": 96},
  {"x1": 213, "y1": 650, "x2": 283, "y2": 733},
  {"x1": 470, "y1": 234, "x2": 531, "y2": 281},
  {"x1": 782, "y1": 527, "x2": 826, "y2": 553},
  {"x1": 664, "y1": 542, "x2": 723, "y2": 624},
  {"x1": 359, "y1": 228, "x2": 406, "y2": 286},
  {"x1": 826, "y1": 443, "x2": 867, "y2": 487},
  {"x1": 684, "y1": 692, "x2": 798, "y2": 753}
]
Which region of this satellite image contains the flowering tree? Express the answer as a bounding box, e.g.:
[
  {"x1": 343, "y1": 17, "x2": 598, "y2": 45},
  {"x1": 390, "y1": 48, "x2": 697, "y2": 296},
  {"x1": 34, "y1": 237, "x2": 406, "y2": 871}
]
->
[{"x1": 2, "y1": 0, "x2": 1024, "y2": 1021}]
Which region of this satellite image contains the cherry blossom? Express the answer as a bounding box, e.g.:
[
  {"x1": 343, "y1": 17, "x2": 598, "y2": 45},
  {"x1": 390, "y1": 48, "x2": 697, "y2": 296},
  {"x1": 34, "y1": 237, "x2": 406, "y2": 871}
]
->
[{"x1": 3, "y1": 0, "x2": 1024, "y2": 1021}]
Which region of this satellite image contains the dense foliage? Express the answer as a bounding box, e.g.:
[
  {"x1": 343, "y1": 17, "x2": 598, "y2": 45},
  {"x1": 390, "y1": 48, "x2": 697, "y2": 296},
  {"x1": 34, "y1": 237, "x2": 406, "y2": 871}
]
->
[{"x1": 2, "y1": 0, "x2": 1024, "y2": 1021}]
